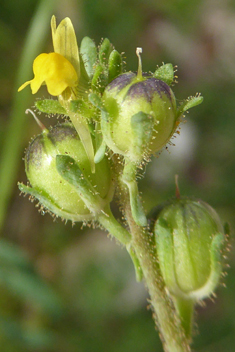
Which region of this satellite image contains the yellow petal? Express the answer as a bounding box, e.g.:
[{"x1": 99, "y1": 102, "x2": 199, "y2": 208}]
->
[
  {"x1": 18, "y1": 52, "x2": 78, "y2": 96},
  {"x1": 30, "y1": 53, "x2": 48, "y2": 93},
  {"x1": 51, "y1": 16, "x2": 80, "y2": 80},
  {"x1": 18, "y1": 54, "x2": 48, "y2": 94},
  {"x1": 18, "y1": 80, "x2": 33, "y2": 92},
  {"x1": 41, "y1": 53, "x2": 78, "y2": 96}
]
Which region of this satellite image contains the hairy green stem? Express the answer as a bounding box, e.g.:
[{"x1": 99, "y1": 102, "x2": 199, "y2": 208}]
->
[
  {"x1": 121, "y1": 159, "x2": 147, "y2": 227},
  {"x1": 173, "y1": 297, "x2": 194, "y2": 340},
  {"x1": 98, "y1": 206, "x2": 131, "y2": 246},
  {"x1": 119, "y1": 182, "x2": 191, "y2": 352},
  {"x1": 98, "y1": 206, "x2": 144, "y2": 280}
]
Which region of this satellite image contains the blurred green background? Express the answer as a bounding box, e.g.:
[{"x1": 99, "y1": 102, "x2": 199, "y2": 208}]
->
[{"x1": 0, "y1": 0, "x2": 235, "y2": 351}]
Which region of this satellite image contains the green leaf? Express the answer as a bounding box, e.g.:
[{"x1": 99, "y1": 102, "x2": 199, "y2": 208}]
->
[
  {"x1": 108, "y1": 49, "x2": 123, "y2": 82},
  {"x1": 35, "y1": 99, "x2": 66, "y2": 114},
  {"x1": 154, "y1": 63, "x2": 174, "y2": 85},
  {"x1": 80, "y1": 36, "x2": 97, "y2": 78}
]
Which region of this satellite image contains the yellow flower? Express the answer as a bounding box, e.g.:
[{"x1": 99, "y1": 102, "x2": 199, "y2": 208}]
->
[
  {"x1": 51, "y1": 15, "x2": 80, "y2": 77},
  {"x1": 19, "y1": 16, "x2": 95, "y2": 172},
  {"x1": 18, "y1": 16, "x2": 80, "y2": 97},
  {"x1": 18, "y1": 52, "x2": 78, "y2": 96}
]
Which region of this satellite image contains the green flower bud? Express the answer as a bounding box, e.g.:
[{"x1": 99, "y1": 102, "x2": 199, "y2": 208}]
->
[
  {"x1": 102, "y1": 70, "x2": 177, "y2": 163},
  {"x1": 21, "y1": 123, "x2": 113, "y2": 221},
  {"x1": 153, "y1": 198, "x2": 225, "y2": 300}
]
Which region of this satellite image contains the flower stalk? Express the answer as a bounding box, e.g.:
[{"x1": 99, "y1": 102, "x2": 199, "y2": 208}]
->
[{"x1": 117, "y1": 179, "x2": 191, "y2": 352}]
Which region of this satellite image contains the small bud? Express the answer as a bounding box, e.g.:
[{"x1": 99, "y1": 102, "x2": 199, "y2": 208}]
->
[
  {"x1": 21, "y1": 123, "x2": 113, "y2": 221},
  {"x1": 151, "y1": 197, "x2": 225, "y2": 338},
  {"x1": 153, "y1": 198, "x2": 225, "y2": 300}
]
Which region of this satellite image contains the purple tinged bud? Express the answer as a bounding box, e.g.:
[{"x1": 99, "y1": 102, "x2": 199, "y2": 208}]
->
[{"x1": 102, "y1": 71, "x2": 177, "y2": 163}]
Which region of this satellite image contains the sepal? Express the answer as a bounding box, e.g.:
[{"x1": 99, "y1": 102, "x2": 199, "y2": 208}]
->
[
  {"x1": 99, "y1": 38, "x2": 112, "y2": 65},
  {"x1": 108, "y1": 49, "x2": 123, "y2": 82},
  {"x1": 94, "y1": 124, "x2": 106, "y2": 164},
  {"x1": 18, "y1": 183, "x2": 95, "y2": 222},
  {"x1": 154, "y1": 63, "x2": 174, "y2": 85},
  {"x1": 69, "y1": 99, "x2": 95, "y2": 120},
  {"x1": 56, "y1": 155, "x2": 108, "y2": 214},
  {"x1": 177, "y1": 94, "x2": 203, "y2": 118},
  {"x1": 35, "y1": 99, "x2": 66, "y2": 115},
  {"x1": 130, "y1": 111, "x2": 154, "y2": 162},
  {"x1": 90, "y1": 39, "x2": 123, "y2": 92},
  {"x1": 80, "y1": 36, "x2": 97, "y2": 78},
  {"x1": 91, "y1": 64, "x2": 106, "y2": 92}
]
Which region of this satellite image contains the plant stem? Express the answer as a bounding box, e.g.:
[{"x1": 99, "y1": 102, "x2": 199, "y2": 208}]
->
[
  {"x1": 122, "y1": 159, "x2": 147, "y2": 227},
  {"x1": 98, "y1": 206, "x2": 131, "y2": 246},
  {"x1": 119, "y1": 182, "x2": 191, "y2": 352},
  {"x1": 98, "y1": 205, "x2": 144, "y2": 281},
  {"x1": 173, "y1": 297, "x2": 194, "y2": 340}
]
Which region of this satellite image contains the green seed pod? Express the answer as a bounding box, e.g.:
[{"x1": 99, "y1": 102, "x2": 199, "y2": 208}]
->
[
  {"x1": 153, "y1": 198, "x2": 225, "y2": 300},
  {"x1": 102, "y1": 70, "x2": 177, "y2": 163},
  {"x1": 21, "y1": 123, "x2": 113, "y2": 222}
]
